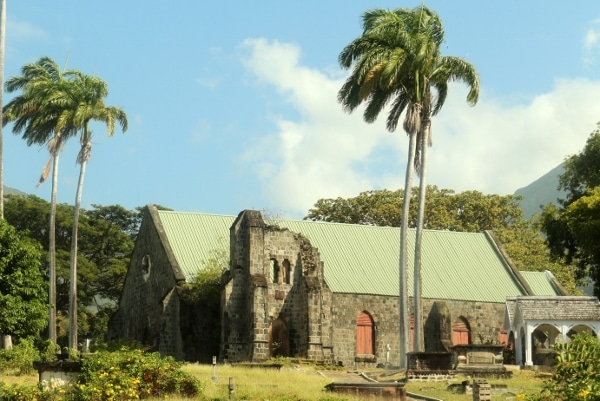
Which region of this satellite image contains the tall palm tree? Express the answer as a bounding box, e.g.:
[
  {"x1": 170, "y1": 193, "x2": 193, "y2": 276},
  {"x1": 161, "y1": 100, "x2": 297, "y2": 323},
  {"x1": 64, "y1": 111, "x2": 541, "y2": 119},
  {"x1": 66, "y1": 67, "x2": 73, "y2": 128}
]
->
[
  {"x1": 67, "y1": 72, "x2": 127, "y2": 350},
  {"x1": 3, "y1": 57, "x2": 80, "y2": 342},
  {"x1": 0, "y1": 0, "x2": 6, "y2": 221},
  {"x1": 338, "y1": 6, "x2": 478, "y2": 366}
]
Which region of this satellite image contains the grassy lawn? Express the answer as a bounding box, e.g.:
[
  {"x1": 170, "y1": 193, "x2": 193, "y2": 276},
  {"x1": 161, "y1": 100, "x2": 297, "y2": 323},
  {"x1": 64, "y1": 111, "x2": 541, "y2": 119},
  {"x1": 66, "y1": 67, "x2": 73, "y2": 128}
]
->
[
  {"x1": 1, "y1": 363, "x2": 549, "y2": 400},
  {"x1": 179, "y1": 363, "x2": 547, "y2": 401}
]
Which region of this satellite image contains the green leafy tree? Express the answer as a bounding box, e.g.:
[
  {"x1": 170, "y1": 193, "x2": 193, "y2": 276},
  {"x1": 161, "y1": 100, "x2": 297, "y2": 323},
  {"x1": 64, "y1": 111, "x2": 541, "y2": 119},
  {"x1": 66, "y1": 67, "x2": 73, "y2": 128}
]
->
[
  {"x1": 3, "y1": 57, "x2": 81, "y2": 342},
  {"x1": 540, "y1": 124, "x2": 600, "y2": 294},
  {"x1": 306, "y1": 186, "x2": 523, "y2": 231},
  {"x1": 76, "y1": 204, "x2": 137, "y2": 343},
  {"x1": 0, "y1": 219, "x2": 47, "y2": 338},
  {"x1": 338, "y1": 5, "x2": 479, "y2": 358},
  {"x1": 3, "y1": 195, "x2": 139, "y2": 345}
]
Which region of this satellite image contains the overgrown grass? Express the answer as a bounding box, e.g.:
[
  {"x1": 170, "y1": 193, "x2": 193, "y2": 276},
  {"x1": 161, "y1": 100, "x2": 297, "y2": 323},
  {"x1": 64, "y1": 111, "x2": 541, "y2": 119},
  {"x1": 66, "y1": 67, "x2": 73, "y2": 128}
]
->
[
  {"x1": 402, "y1": 369, "x2": 546, "y2": 400},
  {"x1": 0, "y1": 361, "x2": 549, "y2": 400},
  {"x1": 174, "y1": 363, "x2": 546, "y2": 401},
  {"x1": 179, "y1": 363, "x2": 347, "y2": 400}
]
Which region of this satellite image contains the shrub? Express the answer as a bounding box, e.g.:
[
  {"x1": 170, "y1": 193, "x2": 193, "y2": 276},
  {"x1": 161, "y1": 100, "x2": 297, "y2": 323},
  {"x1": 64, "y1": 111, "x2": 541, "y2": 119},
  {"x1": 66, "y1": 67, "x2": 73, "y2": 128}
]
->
[
  {"x1": 534, "y1": 332, "x2": 600, "y2": 401},
  {"x1": 74, "y1": 347, "x2": 202, "y2": 400},
  {"x1": 0, "y1": 337, "x2": 59, "y2": 375}
]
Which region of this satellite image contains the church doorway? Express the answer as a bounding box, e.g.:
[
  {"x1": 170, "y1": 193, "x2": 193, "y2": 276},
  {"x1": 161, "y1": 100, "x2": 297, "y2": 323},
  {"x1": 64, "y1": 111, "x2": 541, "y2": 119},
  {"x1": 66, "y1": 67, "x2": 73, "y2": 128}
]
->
[
  {"x1": 269, "y1": 318, "x2": 290, "y2": 357},
  {"x1": 356, "y1": 311, "x2": 375, "y2": 355}
]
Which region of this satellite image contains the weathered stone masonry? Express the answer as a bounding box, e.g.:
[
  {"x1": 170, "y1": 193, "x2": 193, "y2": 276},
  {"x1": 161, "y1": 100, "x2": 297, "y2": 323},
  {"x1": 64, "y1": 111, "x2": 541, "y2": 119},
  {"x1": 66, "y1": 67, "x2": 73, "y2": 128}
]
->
[
  {"x1": 109, "y1": 207, "x2": 513, "y2": 366},
  {"x1": 109, "y1": 206, "x2": 185, "y2": 359},
  {"x1": 220, "y1": 210, "x2": 506, "y2": 368},
  {"x1": 221, "y1": 210, "x2": 333, "y2": 363}
]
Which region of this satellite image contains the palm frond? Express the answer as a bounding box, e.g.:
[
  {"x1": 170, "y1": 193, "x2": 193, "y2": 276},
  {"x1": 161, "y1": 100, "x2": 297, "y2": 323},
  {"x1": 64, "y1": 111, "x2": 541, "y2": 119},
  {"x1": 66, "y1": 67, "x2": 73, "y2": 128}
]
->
[{"x1": 37, "y1": 156, "x2": 52, "y2": 187}]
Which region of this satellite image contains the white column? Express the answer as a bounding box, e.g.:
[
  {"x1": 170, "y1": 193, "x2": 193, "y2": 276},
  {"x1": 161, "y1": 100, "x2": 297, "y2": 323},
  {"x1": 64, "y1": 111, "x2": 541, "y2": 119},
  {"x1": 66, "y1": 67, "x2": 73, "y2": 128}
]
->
[
  {"x1": 514, "y1": 329, "x2": 522, "y2": 365},
  {"x1": 525, "y1": 324, "x2": 534, "y2": 366}
]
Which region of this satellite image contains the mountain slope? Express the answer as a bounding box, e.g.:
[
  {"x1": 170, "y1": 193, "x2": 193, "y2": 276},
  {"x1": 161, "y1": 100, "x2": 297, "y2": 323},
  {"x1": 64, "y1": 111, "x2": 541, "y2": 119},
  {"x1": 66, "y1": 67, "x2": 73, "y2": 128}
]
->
[
  {"x1": 514, "y1": 163, "x2": 566, "y2": 219},
  {"x1": 4, "y1": 186, "x2": 27, "y2": 196}
]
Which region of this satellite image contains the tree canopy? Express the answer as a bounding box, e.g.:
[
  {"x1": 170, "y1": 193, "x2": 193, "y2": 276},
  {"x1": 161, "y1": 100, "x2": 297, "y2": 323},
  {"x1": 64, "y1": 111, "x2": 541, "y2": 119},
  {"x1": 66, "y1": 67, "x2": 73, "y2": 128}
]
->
[
  {"x1": 540, "y1": 124, "x2": 600, "y2": 294},
  {"x1": 0, "y1": 219, "x2": 47, "y2": 337},
  {"x1": 305, "y1": 186, "x2": 523, "y2": 231},
  {"x1": 3, "y1": 194, "x2": 140, "y2": 344}
]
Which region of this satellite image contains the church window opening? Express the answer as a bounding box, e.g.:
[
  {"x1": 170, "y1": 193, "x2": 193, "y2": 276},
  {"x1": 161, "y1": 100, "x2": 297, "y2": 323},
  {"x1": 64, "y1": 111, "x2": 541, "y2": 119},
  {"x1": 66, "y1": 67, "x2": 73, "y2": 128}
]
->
[
  {"x1": 270, "y1": 259, "x2": 280, "y2": 283},
  {"x1": 283, "y1": 259, "x2": 291, "y2": 284},
  {"x1": 141, "y1": 255, "x2": 151, "y2": 282}
]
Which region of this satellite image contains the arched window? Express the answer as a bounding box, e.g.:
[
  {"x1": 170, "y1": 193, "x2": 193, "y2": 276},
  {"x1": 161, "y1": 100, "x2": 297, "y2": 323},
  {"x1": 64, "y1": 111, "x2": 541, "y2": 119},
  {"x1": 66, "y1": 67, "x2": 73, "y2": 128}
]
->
[
  {"x1": 141, "y1": 255, "x2": 151, "y2": 282},
  {"x1": 282, "y1": 259, "x2": 291, "y2": 284},
  {"x1": 270, "y1": 259, "x2": 280, "y2": 283},
  {"x1": 356, "y1": 312, "x2": 375, "y2": 355},
  {"x1": 453, "y1": 316, "x2": 471, "y2": 345}
]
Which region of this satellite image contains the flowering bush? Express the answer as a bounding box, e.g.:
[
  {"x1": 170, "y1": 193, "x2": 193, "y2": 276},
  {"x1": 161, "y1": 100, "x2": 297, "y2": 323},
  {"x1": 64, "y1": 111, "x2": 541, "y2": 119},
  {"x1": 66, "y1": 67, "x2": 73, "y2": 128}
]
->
[
  {"x1": 74, "y1": 347, "x2": 202, "y2": 400},
  {"x1": 0, "y1": 347, "x2": 202, "y2": 401}
]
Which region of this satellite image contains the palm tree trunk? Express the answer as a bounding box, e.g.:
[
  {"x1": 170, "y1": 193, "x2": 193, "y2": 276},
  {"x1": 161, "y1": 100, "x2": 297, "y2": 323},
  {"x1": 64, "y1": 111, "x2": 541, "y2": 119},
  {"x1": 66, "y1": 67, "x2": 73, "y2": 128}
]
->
[
  {"x1": 49, "y1": 153, "x2": 59, "y2": 342},
  {"x1": 413, "y1": 118, "x2": 430, "y2": 353},
  {"x1": 0, "y1": 0, "x2": 5, "y2": 219},
  {"x1": 69, "y1": 144, "x2": 89, "y2": 350},
  {"x1": 399, "y1": 130, "x2": 417, "y2": 369}
]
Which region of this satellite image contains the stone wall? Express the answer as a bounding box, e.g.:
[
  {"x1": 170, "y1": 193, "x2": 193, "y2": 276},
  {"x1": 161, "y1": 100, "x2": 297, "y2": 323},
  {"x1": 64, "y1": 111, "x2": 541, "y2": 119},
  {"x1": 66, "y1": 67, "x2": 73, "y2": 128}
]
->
[
  {"x1": 222, "y1": 211, "x2": 332, "y2": 363},
  {"x1": 422, "y1": 298, "x2": 506, "y2": 346},
  {"x1": 331, "y1": 293, "x2": 401, "y2": 368},
  {"x1": 111, "y1": 207, "x2": 508, "y2": 366},
  {"x1": 330, "y1": 293, "x2": 506, "y2": 368},
  {"x1": 109, "y1": 206, "x2": 184, "y2": 359}
]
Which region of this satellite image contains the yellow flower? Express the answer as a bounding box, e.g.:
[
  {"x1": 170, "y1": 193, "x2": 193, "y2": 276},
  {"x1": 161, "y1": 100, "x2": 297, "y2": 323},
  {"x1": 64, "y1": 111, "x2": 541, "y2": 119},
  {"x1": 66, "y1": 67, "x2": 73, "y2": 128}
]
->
[
  {"x1": 579, "y1": 389, "x2": 591, "y2": 397},
  {"x1": 516, "y1": 394, "x2": 526, "y2": 400}
]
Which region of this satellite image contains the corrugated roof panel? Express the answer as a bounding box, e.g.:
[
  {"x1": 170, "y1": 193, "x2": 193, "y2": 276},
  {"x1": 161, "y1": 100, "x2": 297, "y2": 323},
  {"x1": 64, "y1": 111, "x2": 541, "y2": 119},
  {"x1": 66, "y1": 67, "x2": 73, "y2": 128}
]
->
[
  {"x1": 156, "y1": 210, "x2": 528, "y2": 302},
  {"x1": 275, "y1": 220, "x2": 401, "y2": 296},
  {"x1": 419, "y1": 230, "x2": 525, "y2": 303},
  {"x1": 520, "y1": 271, "x2": 561, "y2": 296},
  {"x1": 158, "y1": 211, "x2": 234, "y2": 282}
]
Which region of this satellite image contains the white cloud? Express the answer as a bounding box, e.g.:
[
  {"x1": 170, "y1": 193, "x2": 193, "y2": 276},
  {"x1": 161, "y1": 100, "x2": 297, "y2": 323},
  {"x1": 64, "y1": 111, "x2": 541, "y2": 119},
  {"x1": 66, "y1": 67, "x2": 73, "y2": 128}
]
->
[
  {"x1": 196, "y1": 77, "x2": 219, "y2": 89},
  {"x1": 239, "y1": 38, "x2": 600, "y2": 217},
  {"x1": 583, "y1": 18, "x2": 600, "y2": 65},
  {"x1": 8, "y1": 18, "x2": 46, "y2": 41}
]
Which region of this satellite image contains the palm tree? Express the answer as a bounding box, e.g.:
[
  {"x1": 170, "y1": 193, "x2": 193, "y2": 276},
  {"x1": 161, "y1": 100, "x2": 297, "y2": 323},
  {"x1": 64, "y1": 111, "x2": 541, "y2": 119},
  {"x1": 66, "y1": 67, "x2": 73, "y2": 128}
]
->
[
  {"x1": 338, "y1": 6, "x2": 479, "y2": 366},
  {"x1": 0, "y1": 0, "x2": 6, "y2": 221},
  {"x1": 67, "y1": 72, "x2": 127, "y2": 350},
  {"x1": 3, "y1": 57, "x2": 80, "y2": 343}
]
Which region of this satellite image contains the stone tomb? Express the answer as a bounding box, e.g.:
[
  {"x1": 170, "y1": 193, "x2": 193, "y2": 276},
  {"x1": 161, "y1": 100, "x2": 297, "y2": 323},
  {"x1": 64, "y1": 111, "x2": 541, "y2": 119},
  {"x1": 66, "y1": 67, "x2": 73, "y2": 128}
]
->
[{"x1": 453, "y1": 344, "x2": 510, "y2": 378}]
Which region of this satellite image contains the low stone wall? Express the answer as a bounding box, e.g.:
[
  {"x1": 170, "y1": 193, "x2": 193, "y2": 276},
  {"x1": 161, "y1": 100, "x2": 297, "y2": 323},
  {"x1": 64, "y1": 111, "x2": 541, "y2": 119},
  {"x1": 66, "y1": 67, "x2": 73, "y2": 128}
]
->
[
  {"x1": 325, "y1": 382, "x2": 407, "y2": 401},
  {"x1": 33, "y1": 361, "x2": 82, "y2": 388},
  {"x1": 407, "y1": 352, "x2": 454, "y2": 371}
]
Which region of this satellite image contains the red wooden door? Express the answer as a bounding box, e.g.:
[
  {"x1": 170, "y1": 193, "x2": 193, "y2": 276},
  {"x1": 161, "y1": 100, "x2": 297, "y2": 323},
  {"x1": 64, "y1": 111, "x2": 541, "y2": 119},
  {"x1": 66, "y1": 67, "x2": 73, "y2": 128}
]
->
[
  {"x1": 453, "y1": 318, "x2": 471, "y2": 345},
  {"x1": 356, "y1": 312, "x2": 374, "y2": 355}
]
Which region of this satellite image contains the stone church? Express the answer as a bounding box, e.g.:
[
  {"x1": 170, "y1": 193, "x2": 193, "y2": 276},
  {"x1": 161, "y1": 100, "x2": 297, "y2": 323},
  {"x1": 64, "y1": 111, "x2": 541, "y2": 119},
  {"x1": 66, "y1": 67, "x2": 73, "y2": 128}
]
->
[{"x1": 109, "y1": 205, "x2": 567, "y2": 367}]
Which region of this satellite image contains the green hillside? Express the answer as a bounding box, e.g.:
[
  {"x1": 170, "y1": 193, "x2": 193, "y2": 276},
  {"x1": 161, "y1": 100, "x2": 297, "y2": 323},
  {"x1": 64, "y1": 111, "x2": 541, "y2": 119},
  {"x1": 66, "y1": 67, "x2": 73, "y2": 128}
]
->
[
  {"x1": 4, "y1": 186, "x2": 27, "y2": 196},
  {"x1": 514, "y1": 163, "x2": 566, "y2": 219}
]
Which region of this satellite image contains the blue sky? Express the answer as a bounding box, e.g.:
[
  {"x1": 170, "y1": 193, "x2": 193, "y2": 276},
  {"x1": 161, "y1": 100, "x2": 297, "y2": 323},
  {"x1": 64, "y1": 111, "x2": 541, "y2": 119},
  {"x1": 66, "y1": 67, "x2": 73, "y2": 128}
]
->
[{"x1": 5, "y1": 1, "x2": 600, "y2": 219}]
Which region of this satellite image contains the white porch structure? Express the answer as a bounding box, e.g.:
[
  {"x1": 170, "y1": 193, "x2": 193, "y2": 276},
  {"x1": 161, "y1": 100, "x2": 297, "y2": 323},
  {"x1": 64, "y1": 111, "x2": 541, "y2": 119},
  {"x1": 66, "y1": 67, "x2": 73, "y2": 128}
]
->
[{"x1": 504, "y1": 296, "x2": 600, "y2": 366}]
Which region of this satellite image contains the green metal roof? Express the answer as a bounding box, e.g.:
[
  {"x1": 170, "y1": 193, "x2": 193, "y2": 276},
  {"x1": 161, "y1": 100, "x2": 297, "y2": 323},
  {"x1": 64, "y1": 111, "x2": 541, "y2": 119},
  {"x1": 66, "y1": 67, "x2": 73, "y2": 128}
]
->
[
  {"x1": 519, "y1": 271, "x2": 563, "y2": 296},
  {"x1": 156, "y1": 209, "x2": 533, "y2": 303},
  {"x1": 157, "y1": 211, "x2": 234, "y2": 281}
]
